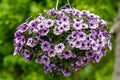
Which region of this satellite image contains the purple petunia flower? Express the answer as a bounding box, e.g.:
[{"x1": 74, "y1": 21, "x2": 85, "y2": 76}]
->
[
  {"x1": 92, "y1": 54, "x2": 101, "y2": 63},
  {"x1": 35, "y1": 54, "x2": 43, "y2": 64},
  {"x1": 71, "y1": 31, "x2": 78, "y2": 38},
  {"x1": 100, "y1": 50, "x2": 106, "y2": 57},
  {"x1": 65, "y1": 8, "x2": 75, "y2": 14},
  {"x1": 73, "y1": 22, "x2": 81, "y2": 30},
  {"x1": 80, "y1": 23, "x2": 88, "y2": 29},
  {"x1": 71, "y1": 63, "x2": 80, "y2": 71},
  {"x1": 37, "y1": 22, "x2": 44, "y2": 30},
  {"x1": 21, "y1": 49, "x2": 32, "y2": 61},
  {"x1": 72, "y1": 8, "x2": 81, "y2": 16},
  {"x1": 96, "y1": 39, "x2": 105, "y2": 48},
  {"x1": 44, "y1": 64, "x2": 55, "y2": 73},
  {"x1": 55, "y1": 43, "x2": 65, "y2": 53},
  {"x1": 61, "y1": 15, "x2": 69, "y2": 23},
  {"x1": 26, "y1": 38, "x2": 36, "y2": 48},
  {"x1": 61, "y1": 23, "x2": 70, "y2": 31},
  {"x1": 88, "y1": 13, "x2": 99, "y2": 19},
  {"x1": 58, "y1": 26, "x2": 64, "y2": 33},
  {"x1": 74, "y1": 40, "x2": 82, "y2": 48},
  {"x1": 62, "y1": 50, "x2": 72, "y2": 59},
  {"x1": 14, "y1": 30, "x2": 21, "y2": 38},
  {"x1": 79, "y1": 41, "x2": 91, "y2": 50},
  {"x1": 91, "y1": 41, "x2": 99, "y2": 51},
  {"x1": 61, "y1": 4, "x2": 69, "y2": 9},
  {"x1": 46, "y1": 8, "x2": 57, "y2": 15},
  {"x1": 36, "y1": 14, "x2": 44, "y2": 22},
  {"x1": 56, "y1": 20, "x2": 62, "y2": 25},
  {"x1": 35, "y1": 32, "x2": 41, "y2": 40},
  {"x1": 68, "y1": 41, "x2": 75, "y2": 48},
  {"x1": 77, "y1": 31, "x2": 86, "y2": 41},
  {"x1": 48, "y1": 49, "x2": 56, "y2": 57},
  {"x1": 62, "y1": 69, "x2": 72, "y2": 76},
  {"x1": 41, "y1": 41, "x2": 51, "y2": 51},
  {"x1": 98, "y1": 34, "x2": 106, "y2": 41},
  {"x1": 13, "y1": 46, "x2": 22, "y2": 55},
  {"x1": 14, "y1": 36, "x2": 26, "y2": 46},
  {"x1": 28, "y1": 20, "x2": 38, "y2": 27},
  {"x1": 45, "y1": 19, "x2": 54, "y2": 28},
  {"x1": 53, "y1": 26, "x2": 62, "y2": 35},
  {"x1": 85, "y1": 51, "x2": 95, "y2": 59},
  {"x1": 76, "y1": 56, "x2": 89, "y2": 66},
  {"x1": 18, "y1": 23, "x2": 28, "y2": 33},
  {"x1": 44, "y1": 64, "x2": 51, "y2": 73},
  {"x1": 99, "y1": 20, "x2": 108, "y2": 27},
  {"x1": 81, "y1": 10, "x2": 89, "y2": 16},
  {"x1": 89, "y1": 19, "x2": 99, "y2": 29},
  {"x1": 67, "y1": 35, "x2": 74, "y2": 42},
  {"x1": 42, "y1": 55, "x2": 50, "y2": 65},
  {"x1": 73, "y1": 18, "x2": 83, "y2": 23},
  {"x1": 107, "y1": 40, "x2": 112, "y2": 50},
  {"x1": 29, "y1": 25, "x2": 39, "y2": 34},
  {"x1": 41, "y1": 28, "x2": 49, "y2": 36}
]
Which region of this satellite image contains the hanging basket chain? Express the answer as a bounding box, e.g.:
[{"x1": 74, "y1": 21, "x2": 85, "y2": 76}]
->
[
  {"x1": 56, "y1": 0, "x2": 59, "y2": 10},
  {"x1": 56, "y1": 0, "x2": 71, "y2": 10},
  {"x1": 67, "y1": 0, "x2": 71, "y2": 8}
]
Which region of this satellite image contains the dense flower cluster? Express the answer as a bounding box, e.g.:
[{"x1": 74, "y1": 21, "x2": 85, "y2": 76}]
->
[{"x1": 13, "y1": 6, "x2": 111, "y2": 76}]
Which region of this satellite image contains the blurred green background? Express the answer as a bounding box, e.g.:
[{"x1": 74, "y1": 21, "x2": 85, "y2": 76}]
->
[{"x1": 0, "y1": 0, "x2": 118, "y2": 80}]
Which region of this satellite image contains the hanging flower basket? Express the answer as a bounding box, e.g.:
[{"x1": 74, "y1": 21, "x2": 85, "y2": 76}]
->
[{"x1": 13, "y1": 1, "x2": 111, "y2": 76}]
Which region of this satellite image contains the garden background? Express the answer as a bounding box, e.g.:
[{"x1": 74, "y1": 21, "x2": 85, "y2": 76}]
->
[{"x1": 0, "y1": 0, "x2": 119, "y2": 80}]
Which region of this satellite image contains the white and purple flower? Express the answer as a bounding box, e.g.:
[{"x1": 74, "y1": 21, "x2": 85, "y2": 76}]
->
[
  {"x1": 26, "y1": 38, "x2": 36, "y2": 48},
  {"x1": 41, "y1": 41, "x2": 51, "y2": 52},
  {"x1": 55, "y1": 43, "x2": 65, "y2": 53},
  {"x1": 48, "y1": 49, "x2": 56, "y2": 57}
]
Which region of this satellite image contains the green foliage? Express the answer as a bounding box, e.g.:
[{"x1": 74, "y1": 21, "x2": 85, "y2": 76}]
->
[{"x1": 0, "y1": 0, "x2": 118, "y2": 80}]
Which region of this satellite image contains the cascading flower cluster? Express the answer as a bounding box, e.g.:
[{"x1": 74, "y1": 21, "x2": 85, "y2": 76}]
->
[{"x1": 13, "y1": 6, "x2": 111, "y2": 76}]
